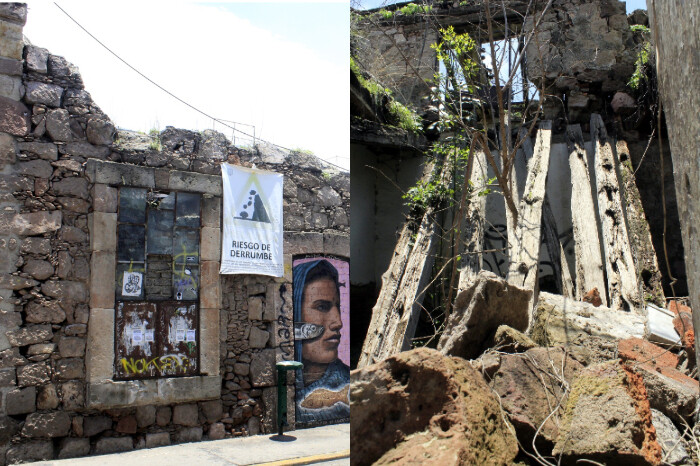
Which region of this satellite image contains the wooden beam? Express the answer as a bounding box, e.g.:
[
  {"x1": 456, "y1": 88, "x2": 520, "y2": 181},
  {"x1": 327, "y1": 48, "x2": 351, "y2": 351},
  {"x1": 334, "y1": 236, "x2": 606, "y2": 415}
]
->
[
  {"x1": 590, "y1": 114, "x2": 642, "y2": 312},
  {"x1": 566, "y1": 124, "x2": 607, "y2": 305},
  {"x1": 507, "y1": 121, "x2": 552, "y2": 296},
  {"x1": 457, "y1": 149, "x2": 488, "y2": 291}
]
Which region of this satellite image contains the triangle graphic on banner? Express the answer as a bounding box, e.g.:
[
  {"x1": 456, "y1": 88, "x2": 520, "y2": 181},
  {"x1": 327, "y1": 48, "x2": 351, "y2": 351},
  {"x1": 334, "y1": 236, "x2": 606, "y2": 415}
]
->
[{"x1": 234, "y1": 173, "x2": 272, "y2": 224}]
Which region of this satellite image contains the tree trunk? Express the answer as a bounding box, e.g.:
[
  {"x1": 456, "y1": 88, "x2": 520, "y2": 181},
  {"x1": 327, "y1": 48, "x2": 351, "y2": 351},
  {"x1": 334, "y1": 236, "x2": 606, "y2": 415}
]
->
[
  {"x1": 647, "y1": 0, "x2": 700, "y2": 379},
  {"x1": 566, "y1": 124, "x2": 607, "y2": 305}
]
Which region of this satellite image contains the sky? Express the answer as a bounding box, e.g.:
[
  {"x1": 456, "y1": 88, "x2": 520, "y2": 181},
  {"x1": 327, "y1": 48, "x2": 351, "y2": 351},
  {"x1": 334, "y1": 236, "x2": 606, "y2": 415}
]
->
[{"x1": 22, "y1": 0, "x2": 350, "y2": 170}]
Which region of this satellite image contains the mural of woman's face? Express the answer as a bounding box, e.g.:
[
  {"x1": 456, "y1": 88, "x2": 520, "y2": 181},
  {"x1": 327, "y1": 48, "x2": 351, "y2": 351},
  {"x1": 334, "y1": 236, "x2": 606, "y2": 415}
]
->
[{"x1": 301, "y1": 277, "x2": 342, "y2": 364}]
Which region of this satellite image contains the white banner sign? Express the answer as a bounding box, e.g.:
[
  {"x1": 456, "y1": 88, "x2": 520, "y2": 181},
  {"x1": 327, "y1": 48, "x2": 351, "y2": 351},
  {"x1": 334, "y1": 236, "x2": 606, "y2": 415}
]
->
[{"x1": 220, "y1": 163, "x2": 284, "y2": 276}]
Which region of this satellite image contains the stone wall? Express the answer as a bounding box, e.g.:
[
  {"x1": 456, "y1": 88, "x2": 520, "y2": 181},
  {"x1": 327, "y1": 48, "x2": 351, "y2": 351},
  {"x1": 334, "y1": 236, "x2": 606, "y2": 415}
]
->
[{"x1": 0, "y1": 4, "x2": 349, "y2": 463}]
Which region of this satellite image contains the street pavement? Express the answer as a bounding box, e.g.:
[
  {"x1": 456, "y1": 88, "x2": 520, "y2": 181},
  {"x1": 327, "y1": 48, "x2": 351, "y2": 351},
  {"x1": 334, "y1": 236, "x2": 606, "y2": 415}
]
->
[{"x1": 29, "y1": 423, "x2": 350, "y2": 466}]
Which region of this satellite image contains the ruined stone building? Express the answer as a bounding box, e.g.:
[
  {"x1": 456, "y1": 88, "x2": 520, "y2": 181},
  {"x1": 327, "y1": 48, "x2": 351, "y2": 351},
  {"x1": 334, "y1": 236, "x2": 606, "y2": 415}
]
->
[{"x1": 0, "y1": 4, "x2": 349, "y2": 463}]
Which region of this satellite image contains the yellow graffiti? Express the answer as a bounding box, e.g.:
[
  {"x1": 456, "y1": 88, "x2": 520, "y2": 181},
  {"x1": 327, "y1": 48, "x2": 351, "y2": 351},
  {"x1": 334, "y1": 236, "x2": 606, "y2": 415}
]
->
[{"x1": 119, "y1": 354, "x2": 191, "y2": 375}]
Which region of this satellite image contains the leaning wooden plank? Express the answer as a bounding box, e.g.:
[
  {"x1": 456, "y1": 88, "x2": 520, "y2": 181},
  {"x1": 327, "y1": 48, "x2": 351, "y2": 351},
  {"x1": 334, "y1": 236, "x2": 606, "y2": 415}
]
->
[
  {"x1": 357, "y1": 158, "x2": 449, "y2": 367},
  {"x1": 521, "y1": 128, "x2": 575, "y2": 298},
  {"x1": 507, "y1": 120, "x2": 552, "y2": 296},
  {"x1": 457, "y1": 149, "x2": 488, "y2": 292},
  {"x1": 590, "y1": 114, "x2": 642, "y2": 312},
  {"x1": 566, "y1": 124, "x2": 608, "y2": 306},
  {"x1": 615, "y1": 140, "x2": 665, "y2": 306},
  {"x1": 378, "y1": 157, "x2": 454, "y2": 358}
]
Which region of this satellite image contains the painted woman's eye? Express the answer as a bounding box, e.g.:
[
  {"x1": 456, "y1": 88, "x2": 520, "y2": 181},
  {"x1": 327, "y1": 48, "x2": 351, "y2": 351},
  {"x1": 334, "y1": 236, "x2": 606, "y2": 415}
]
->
[{"x1": 315, "y1": 301, "x2": 332, "y2": 312}]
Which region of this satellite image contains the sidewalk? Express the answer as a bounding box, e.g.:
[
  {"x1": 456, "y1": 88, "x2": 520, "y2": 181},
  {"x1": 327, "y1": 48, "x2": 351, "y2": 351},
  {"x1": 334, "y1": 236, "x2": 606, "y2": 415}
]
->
[{"x1": 29, "y1": 424, "x2": 350, "y2": 466}]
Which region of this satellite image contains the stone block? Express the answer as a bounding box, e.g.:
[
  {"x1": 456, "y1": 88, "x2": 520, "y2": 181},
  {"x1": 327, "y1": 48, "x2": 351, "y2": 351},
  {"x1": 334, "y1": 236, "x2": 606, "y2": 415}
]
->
[
  {"x1": 233, "y1": 363, "x2": 249, "y2": 376},
  {"x1": 0, "y1": 131, "x2": 15, "y2": 168},
  {"x1": 146, "y1": 432, "x2": 171, "y2": 448},
  {"x1": 200, "y1": 399, "x2": 223, "y2": 423},
  {"x1": 0, "y1": 74, "x2": 21, "y2": 101},
  {"x1": 284, "y1": 232, "x2": 323, "y2": 255},
  {"x1": 0, "y1": 274, "x2": 37, "y2": 290},
  {"x1": 59, "y1": 380, "x2": 84, "y2": 410},
  {"x1": 82, "y1": 415, "x2": 112, "y2": 437},
  {"x1": 0, "y1": 368, "x2": 15, "y2": 386},
  {"x1": 172, "y1": 403, "x2": 199, "y2": 426},
  {"x1": 86, "y1": 308, "x2": 115, "y2": 382},
  {"x1": 87, "y1": 159, "x2": 155, "y2": 188},
  {"x1": 2, "y1": 210, "x2": 61, "y2": 236},
  {"x1": 0, "y1": 415, "x2": 20, "y2": 443},
  {"x1": 90, "y1": 252, "x2": 115, "y2": 309},
  {"x1": 6, "y1": 440, "x2": 53, "y2": 464},
  {"x1": 21, "y1": 237, "x2": 51, "y2": 255},
  {"x1": 23, "y1": 259, "x2": 54, "y2": 281},
  {"x1": 136, "y1": 405, "x2": 156, "y2": 428},
  {"x1": 89, "y1": 212, "x2": 117, "y2": 252},
  {"x1": 6, "y1": 386, "x2": 36, "y2": 415},
  {"x1": 46, "y1": 108, "x2": 72, "y2": 142},
  {"x1": 25, "y1": 81, "x2": 63, "y2": 107},
  {"x1": 200, "y1": 261, "x2": 221, "y2": 309},
  {"x1": 17, "y1": 362, "x2": 50, "y2": 386},
  {"x1": 208, "y1": 422, "x2": 225, "y2": 440},
  {"x1": 202, "y1": 196, "x2": 221, "y2": 228},
  {"x1": 323, "y1": 232, "x2": 349, "y2": 257},
  {"x1": 0, "y1": 347, "x2": 27, "y2": 368},
  {"x1": 42, "y1": 280, "x2": 87, "y2": 303},
  {"x1": 250, "y1": 349, "x2": 277, "y2": 387},
  {"x1": 25, "y1": 45, "x2": 48, "y2": 73},
  {"x1": 201, "y1": 226, "x2": 221, "y2": 261},
  {"x1": 22, "y1": 411, "x2": 71, "y2": 437},
  {"x1": 86, "y1": 117, "x2": 115, "y2": 146},
  {"x1": 249, "y1": 326, "x2": 270, "y2": 349},
  {"x1": 174, "y1": 426, "x2": 203, "y2": 443},
  {"x1": 0, "y1": 19, "x2": 23, "y2": 59},
  {"x1": 37, "y1": 383, "x2": 59, "y2": 410},
  {"x1": 59, "y1": 337, "x2": 85, "y2": 358},
  {"x1": 18, "y1": 141, "x2": 58, "y2": 160},
  {"x1": 168, "y1": 170, "x2": 222, "y2": 195},
  {"x1": 157, "y1": 376, "x2": 220, "y2": 405},
  {"x1": 116, "y1": 415, "x2": 137, "y2": 434},
  {"x1": 59, "y1": 225, "x2": 87, "y2": 244},
  {"x1": 17, "y1": 159, "x2": 53, "y2": 179},
  {"x1": 0, "y1": 95, "x2": 29, "y2": 136},
  {"x1": 54, "y1": 358, "x2": 84, "y2": 380},
  {"x1": 248, "y1": 296, "x2": 263, "y2": 320},
  {"x1": 0, "y1": 4, "x2": 27, "y2": 25},
  {"x1": 6, "y1": 324, "x2": 53, "y2": 347},
  {"x1": 52, "y1": 176, "x2": 89, "y2": 199},
  {"x1": 58, "y1": 437, "x2": 90, "y2": 459},
  {"x1": 95, "y1": 436, "x2": 133, "y2": 454},
  {"x1": 27, "y1": 343, "x2": 56, "y2": 355},
  {"x1": 63, "y1": 141, "x2": 111, "y2": 159},
  {"x1": 156, "y1": 406, "x2": 171, "y2": 426},
  {"x1": 93, "y1": 184, "x2": 118, "y2": 213},
  {"x1": 200, "y1": 307, "x2": 220, "y2": 376}
]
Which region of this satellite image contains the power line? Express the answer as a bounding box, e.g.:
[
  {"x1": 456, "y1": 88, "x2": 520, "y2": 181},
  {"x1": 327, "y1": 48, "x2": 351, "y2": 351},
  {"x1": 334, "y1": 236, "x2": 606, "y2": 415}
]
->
[{"x1": 53, "y1": 2, "x2": 348, "y2": 172}]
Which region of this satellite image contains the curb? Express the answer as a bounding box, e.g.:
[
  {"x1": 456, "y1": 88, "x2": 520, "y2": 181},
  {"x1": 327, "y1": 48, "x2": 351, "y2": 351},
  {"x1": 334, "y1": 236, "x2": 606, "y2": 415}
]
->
[{"x1": 252, "y1": 449, "x2": 350, "y2": 466}]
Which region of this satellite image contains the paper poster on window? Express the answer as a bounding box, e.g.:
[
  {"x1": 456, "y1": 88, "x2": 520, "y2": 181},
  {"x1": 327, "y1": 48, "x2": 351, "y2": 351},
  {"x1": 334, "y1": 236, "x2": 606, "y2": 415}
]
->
[
  {"x1": 175, "y1": 329, "x2": 186, "y2": 342},
  {"x1": 131, "y1": 328, "x2": 143, "y2": 345},
  {"x1": 122, "y1": 271, "x2": 143, "y2": 297},
  {"x1": 220, "y1": 163, "x2": 284, "y2": 276}
]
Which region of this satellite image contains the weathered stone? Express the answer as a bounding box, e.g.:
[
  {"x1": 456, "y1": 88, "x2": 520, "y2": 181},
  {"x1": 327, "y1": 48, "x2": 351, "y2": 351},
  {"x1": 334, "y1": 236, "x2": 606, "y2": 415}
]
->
[
  {"x1": 611, "y1": 91, "x2": 637, "y2": 114},
  {"x1": 65, "y1": 324, "x2": 87, "y2": 336},
  {"x1": 37, "y1": 383, "x2": 60, "y2": 410},
  {"x1": 174, "y1": 426, "x2": 203, "y2": 443},
  {"x1": 116, "y1": 415, "x2": 137, "y2": 434},
  {"x1": 0, "y1": 368, "x2": 15, "y2": 386},
  {"x1": 247, "y1": 417, "x2": 261, "y2": 435},
  {"x1": 25, "y1": 81, "x2": 63, "y2": 107},
  {"x1": 21, "y1": 237, "x2": 51, "y2": 255},
  {"x1": 0, "y1": 56, "x2": 21, "y2": 76},
  {"x1": 87, "y1": 159, "x2": 155, "y2": 187},
  {"x1": 233, "y1": 363, "x2": 250, "y2": 376},
  {"x1": 156, "y1": 406, "x2": 172, "y2": 426},
  {"x1": 0, "y1": 273, "x2": 37, "y2": 290},
  {"x1": 136, "y1": 405, "x2": 156, "y2": 428},
  {"x1": 316, "y1": 186, "x2": 343, "y2": 207},
  {"x1": 18, "y1": 141, "x2": 58, "y2": 160},
  {"x1": 248, "y1": 296, "x2": 263, "y2": 320},
  {"x1": 168, "y1": 170, "x2": 222, "y2": 195},
  {"x1": 0, "y1": 415, "x2": 19, "y2": 443},
  {"x1": 23, "y1": 259, "x2": 54, "y2": 281},
  {"x1": 6, "y1": 324, "x2": 53, "y2": 346},
  {"x1": 82, "y1": 415, "x2": 112, "y2": 437},
  {"x1": 200, "y1": 400, "x2": 223, "y2": 423},
  {"x1": 172, "y1": 403, "x2": 199, "y2": 427},
  {"x1": 59, "y1": 337, "x2": 85, "y2": 358},
  {"x1": 146, "y1": 432, "x2": 171, "y2": 448},
  {"x1": 64, "y1": 141, "x2": 111, "y2": 158},
  {"x1": 52, "y1": 176, "x2": 89, "y2": 199},
  {"x1": 0, "y1": 131, "x2": 15, "y2": 168},
  {"x1": 0, "y1": 95, "x2": 30, "y2": 136},
  {"x1": 93, "y1": 184, "x2": 118, "y2": 213},
  {"x1": 95, "y1": 436, "x2": 133, "y2": 454},
  {"x1": 490, "y1": 347, "x2": 584, "y2": 452},
  {"x1": 60, "y1": 225, "x2": 87, "y2": 244},
  {"x1": 631, "y1": 363, "x2": 699, "y2": 420},
  {"x1": 3, "y1": 210, "x2": 61, "y2": 235},
  {"x1": 58, "y1": 437, "x2": 90, "y2": 459},
  {"x1": 198, "y1": 130, "x2": 228, "y2": 160},
  {"x1": 46, "y1": 108, "x2": 72, "y2": 142},
  {"x1": 651, "y1": 409, "x2": 692, "y2": 466},
  {"x1": 208, "y1": 422, "x2": 225, "y2": 440},
  {"x1": 59, "y1": 380, "x2": 84, "y2": 410},
  {"x1": 17, "y1": 158, "x2": 53, "y2": 178},
  {"x1": 249, "y1": 326, "x2": 270, "y2": 349},
  {"x1": 87, "y1": 117, "x2": 115, "y2": 145},
  {"x1": 351, "y1": 347, "x2": 518, "y2": 465},
  {"x1": 0, "y1": 73, "x2": 22, "y2": 100},
  {"x1": 493, "y1": 325, "x2": 537, "y2": 353},
  {"x1": 26, "y1": 299, "x2": 66, "y2": 325},
  {"x1": 6, "y1": 386, "x2": 36, "y2": 415},
  {"x1": 42, "y1": 280, "x2": 87, "y2": 302},
  {"x1": 6, "y1": 440, "x2": 53, "y2": 463},
  {"x1": 17, "y1": 362, "x2": 50, "y2": 386},
  {"x1": 553, "y1": 361, "x2": 662, "y2": 465},
  {"x1": 22, "y1": 411, "x2": 71, "y2": 438},
  {"x1": 250, "y1": 349, "x2": 276, "y2": 387},
  {"x1": 25, "y1": 45, "x2": 49, "y2": 73},
  {"x1": 54, "y1": 358, "x2": 84, "y2": 380},
  {"x1": 0, "y1": 347, "x2": 27, "y2": 368},
  {"x1": 438, "y1": 271, "x2": 532, "y2": 359},
  {"x1": 0, "y1": 3, "x2": 26, "y2": 25},
  {"x1": 27, "y1": 343, "x2": 56, "y2": 355}
]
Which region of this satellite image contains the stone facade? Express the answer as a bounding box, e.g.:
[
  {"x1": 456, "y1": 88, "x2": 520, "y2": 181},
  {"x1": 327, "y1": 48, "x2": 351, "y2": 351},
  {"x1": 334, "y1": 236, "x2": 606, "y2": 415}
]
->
[{"x1": 0, "y1": 4, "x2": 349, "y2": 463}]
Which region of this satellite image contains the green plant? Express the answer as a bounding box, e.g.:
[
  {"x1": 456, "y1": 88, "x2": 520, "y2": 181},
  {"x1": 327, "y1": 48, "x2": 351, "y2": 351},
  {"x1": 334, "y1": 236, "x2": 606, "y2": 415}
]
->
[
  {"x1": 628, "y1": 41, "x2": 652, "y2": 90},
  {"x1": 293, "y1": 148, "x2": 314, "y2": 156},
  {"x1": 378, "y1": 9, "x2": 393, "y2": 19},
  {"x1": 398, "y1": 3, "x2": 432, "y2": 15},
  {"x1": 321, "y1": 171, "x2": 332, "y2": 181},
  {"x1": 388, "y1": 100, "x2": 422, "y2": 133},
  {"x1": 403, "y1": 177, "x2": 454, "y2": 212},
  {"x1": 630, "y1": 24, "x2": 650, "y2": 34}
]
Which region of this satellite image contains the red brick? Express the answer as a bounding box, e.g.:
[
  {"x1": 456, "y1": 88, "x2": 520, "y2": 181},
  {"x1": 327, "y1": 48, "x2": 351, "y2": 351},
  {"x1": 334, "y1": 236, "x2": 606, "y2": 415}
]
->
[{"x1": 618, "y1": 337, "x2": 678, "y2": 369}]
